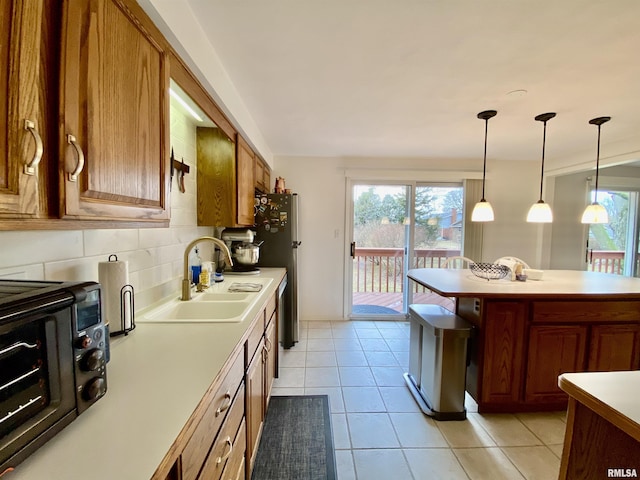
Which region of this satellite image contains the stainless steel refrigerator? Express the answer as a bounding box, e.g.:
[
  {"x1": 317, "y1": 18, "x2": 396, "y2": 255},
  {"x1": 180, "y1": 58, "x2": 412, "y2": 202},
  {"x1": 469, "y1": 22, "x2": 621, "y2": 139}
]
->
[{"x1": 254, "y1": 193, "x2": 300, "y2": 348}]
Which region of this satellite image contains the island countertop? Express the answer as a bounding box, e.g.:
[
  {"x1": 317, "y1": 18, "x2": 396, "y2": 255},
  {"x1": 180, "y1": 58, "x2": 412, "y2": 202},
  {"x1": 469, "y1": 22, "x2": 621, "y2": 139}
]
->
[
  {"x1": 407, "y1": 268, "x2": 640, "y2": 413},
  {"x1": 407, "y1": 268, "x2": 640, "y2": 299}
]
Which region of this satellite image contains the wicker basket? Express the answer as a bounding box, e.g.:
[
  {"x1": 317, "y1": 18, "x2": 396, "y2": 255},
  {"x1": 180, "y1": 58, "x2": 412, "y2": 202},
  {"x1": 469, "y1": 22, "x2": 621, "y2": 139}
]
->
[{"x1": 470, "y1": 263, "x2": 510, "y2": 280}]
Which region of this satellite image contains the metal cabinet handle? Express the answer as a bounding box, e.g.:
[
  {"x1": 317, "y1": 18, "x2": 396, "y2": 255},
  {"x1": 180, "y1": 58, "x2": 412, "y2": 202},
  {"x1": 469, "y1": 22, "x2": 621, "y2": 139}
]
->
[
  {"x1": 215, "y1": 391, "x2": 232, "y2": 417},
  {"x1": 67, "y1": 134, "x2": 85, "y2": 182},
  {"x1": 216, "y1": 436, "x2": 233, "y2": 465},
  {"x1": 23, "y1": 120, "x2": 43, "y2": 175}
]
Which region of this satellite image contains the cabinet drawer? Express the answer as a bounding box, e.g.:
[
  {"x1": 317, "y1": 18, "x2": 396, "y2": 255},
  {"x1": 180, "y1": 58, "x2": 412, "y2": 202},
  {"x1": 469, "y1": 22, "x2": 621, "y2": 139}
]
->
[
  {"x1": 221, "y1": 419, "x2": 246, "y2": 480},
  {"x1": 182, "y1": 349, "x2": 244, "y2": 480},
  {"x1": 198, "y1": 382, "x2": 245, "y2": 480},
  {"x1": 246, "y1": 309, "x2": 265, "y2": 364},
  {"x1": 532, "y1": 301, "x2": 640, "y2": 323}
]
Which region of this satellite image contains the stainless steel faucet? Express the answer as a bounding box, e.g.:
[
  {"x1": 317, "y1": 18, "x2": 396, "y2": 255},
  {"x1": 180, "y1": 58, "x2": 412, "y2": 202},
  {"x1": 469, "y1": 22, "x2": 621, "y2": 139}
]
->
[{"x1": 182, "y1": 236, "x2": 234, "y2": 300}]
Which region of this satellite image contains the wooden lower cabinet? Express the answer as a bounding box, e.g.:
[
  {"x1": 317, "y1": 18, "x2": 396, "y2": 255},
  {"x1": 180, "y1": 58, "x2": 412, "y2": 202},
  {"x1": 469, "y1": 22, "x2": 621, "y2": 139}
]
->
[
  {"x1": 480, "y1": 302, "x2": 526, "y2": 405},
  {"x1": 153, "y1": 288, "x2": 281, "y2": 480},
  {"x1": 197, "y1": 383, "x2": 245, "y2": 480},
  {"x1": 264, "y1": 317, "x2": 277, "y2": 405},
  {"x1": 180, "y1": 350, "x2": 244, "y2": 480},
  {"x1": 525, "y1": 325, "x2": 587, "y2": 403},
  {"x1": 245, "y1": 338, "x2": 265, "y2": 472},
  {"x1": 463, "y1": 297, "x2": 640, "y2": 412},
  {"x1": 588, "y1": 324, "x2": 640, "y2": 371}
]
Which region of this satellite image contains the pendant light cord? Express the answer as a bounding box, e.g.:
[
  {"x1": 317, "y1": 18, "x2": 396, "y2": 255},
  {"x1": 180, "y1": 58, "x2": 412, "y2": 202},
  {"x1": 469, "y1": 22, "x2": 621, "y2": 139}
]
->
[
  {"x1": 594, "y1": 124, "x2": 601, "y2": 203},
  {"x1": 539, "y1": 121, "x2": 547, "y2": 201},
  {"x1": 481, "y1": 119, "x2": 488, "y2": 200}
]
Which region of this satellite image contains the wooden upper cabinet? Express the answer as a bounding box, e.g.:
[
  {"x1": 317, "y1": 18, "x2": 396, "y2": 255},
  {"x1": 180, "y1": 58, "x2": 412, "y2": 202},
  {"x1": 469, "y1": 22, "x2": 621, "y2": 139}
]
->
[
  {"x1": 0, "y1": 0, "x2": 52, "y2": 219},
  {"x1": 236, "y1": 136, "x2": 255, "y2": 226},
  {"x1": 254, "y1": 156, "x2": 271, "y2": 193},
  {"x1": 59, "y1": 0, "x2": 170, "y2": 223},
  {"x1": 196, "y1": 127, "x2": 236, "y2": 227}
]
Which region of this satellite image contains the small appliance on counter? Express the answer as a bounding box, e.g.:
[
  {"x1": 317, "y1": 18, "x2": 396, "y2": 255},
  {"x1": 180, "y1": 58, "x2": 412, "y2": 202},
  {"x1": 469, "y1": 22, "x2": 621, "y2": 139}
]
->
[
  {"x1": 221, "y1": 228, "x2": 262, "y2": 274},
  {"x1": 0, "y1": 280, "x2": 107, "y2": 472}
]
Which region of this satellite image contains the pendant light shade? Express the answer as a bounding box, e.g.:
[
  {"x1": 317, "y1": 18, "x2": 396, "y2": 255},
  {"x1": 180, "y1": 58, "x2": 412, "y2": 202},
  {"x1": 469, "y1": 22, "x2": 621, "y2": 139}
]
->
[
  {"x1": 581, "y1": 116, "x2": 611, "y2": 224},
  {"x1": 527, "y1": 112, "x2": 556, "y2": 223},
  {"x1": 471, "y1": 110, "x2": 497, "y2": 222}
]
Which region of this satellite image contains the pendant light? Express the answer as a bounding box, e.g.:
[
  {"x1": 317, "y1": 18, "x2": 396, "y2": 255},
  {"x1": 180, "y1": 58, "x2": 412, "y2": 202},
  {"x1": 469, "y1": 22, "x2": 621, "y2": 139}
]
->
[
  {"x1": 581, "y1": 116, "x2": 611, "y2": 224},
  {"x1": 471, "y1": 110, "x2": 497, "y2": 222},
  {"x1": 527, "y1": 112, "x2": 556, "y2": 223}
]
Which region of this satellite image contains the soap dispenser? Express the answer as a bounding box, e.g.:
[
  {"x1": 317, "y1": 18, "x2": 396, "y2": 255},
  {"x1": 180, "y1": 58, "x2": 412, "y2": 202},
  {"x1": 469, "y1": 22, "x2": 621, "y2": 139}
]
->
[{"x1": 190, "y1": 247, "x2": 202, "y2": 284}]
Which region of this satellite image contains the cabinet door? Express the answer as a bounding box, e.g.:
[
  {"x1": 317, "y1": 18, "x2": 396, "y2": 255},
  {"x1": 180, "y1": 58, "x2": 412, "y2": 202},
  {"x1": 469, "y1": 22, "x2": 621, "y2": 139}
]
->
[
  {"x1": 0, "y1": 0, "x2": 48, "y2": 218},
  {"x1": 264, "y1": 317, "x2": 277, "y2": 405},
  {"x1": 196, "y1": 127, "x2": 236, "y2": 226},
  {"x1": 254, "y1": 156, "x2": 266, "y2": 192},
  {"x1": 481, "y1": 302, "x2": 526, "y2": 404},
  {"x1": 236, "y1": 136, "x2": 255, "y2": 226},
  {"x1": 525, "y1": 325, "x2": 587, "y2": 403},
  {"x1": 59, "y1": 0, "x2": 170, "y2": 222},
  {"x1": 588, "y1": 324, "x2": 640, "y2": 371},
  {"x1": 245, "y1": 340, "x2": 264, "y2": 471}
]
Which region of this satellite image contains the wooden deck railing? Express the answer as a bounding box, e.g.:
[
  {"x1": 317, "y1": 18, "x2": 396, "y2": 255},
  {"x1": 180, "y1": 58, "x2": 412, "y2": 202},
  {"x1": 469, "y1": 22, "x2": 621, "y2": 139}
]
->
[
  {"x1": 353, "y1": 248, "x2": 630, "y2": 294},
  {"x1": 353, "y1": 248, "x2": 460, "y2": 293}
]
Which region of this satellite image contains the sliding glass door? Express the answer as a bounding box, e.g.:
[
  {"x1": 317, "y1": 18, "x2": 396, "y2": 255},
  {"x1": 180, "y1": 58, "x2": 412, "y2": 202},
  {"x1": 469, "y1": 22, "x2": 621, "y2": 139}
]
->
[
  {"x1": 350, "y1": 184, "x2": 411, "y2": 316},
  {"x1": 348, "y1": 182, "x2": 464, "y2": 318}
]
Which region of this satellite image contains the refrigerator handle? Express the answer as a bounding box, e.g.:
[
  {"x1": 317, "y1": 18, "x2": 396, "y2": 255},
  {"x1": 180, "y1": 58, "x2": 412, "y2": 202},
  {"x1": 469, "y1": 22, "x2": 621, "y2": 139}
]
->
[{"x1": 350, "y1": 242, "x2": 356, "y2": 258}]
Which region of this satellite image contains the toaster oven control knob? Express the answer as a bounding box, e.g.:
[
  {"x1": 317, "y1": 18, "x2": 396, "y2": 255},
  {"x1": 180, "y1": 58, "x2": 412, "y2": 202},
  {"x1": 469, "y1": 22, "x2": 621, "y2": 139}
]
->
[
  {"x1": 76, "y1": 334, "x2": 93, "y2": 349},
  {"x1": 83, "y1": 377, "x2": 106, "y2": 401},
  {"x1": 81, "y1": 348, "x2": 105, "y2": 371}
]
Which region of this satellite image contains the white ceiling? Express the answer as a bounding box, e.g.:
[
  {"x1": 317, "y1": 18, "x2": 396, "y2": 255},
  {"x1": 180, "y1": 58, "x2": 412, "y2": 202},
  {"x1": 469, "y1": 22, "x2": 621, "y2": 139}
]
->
[{"x1": 180, "y1": 0, "x2": 640, "y2": 170}]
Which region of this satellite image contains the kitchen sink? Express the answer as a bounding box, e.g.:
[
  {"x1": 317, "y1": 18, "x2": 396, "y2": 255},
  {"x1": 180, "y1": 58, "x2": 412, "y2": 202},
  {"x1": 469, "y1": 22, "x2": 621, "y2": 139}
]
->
[{"x1": 141, "y1": 301, "x2": 250, "y2": 323}]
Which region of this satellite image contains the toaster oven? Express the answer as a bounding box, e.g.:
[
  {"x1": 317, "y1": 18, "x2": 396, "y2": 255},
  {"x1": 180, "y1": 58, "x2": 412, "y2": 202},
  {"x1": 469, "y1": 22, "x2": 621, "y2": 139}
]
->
[{"x1": 0, "y1": 280, "x2": 107, "y2": 475}]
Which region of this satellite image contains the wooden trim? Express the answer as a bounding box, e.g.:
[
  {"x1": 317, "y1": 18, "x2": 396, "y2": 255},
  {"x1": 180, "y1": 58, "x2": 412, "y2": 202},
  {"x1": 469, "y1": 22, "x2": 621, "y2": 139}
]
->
[{"x1": 169, "y1": 50, "x2": 236, "y2": 139}]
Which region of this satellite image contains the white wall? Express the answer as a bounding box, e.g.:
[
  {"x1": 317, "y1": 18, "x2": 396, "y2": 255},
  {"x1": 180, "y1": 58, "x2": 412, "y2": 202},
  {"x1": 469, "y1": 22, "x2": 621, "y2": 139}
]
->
[
  {"x1": 0, "y1": 106, "x2": 213, "y2": 312},
  {"x1": 274, "y1": 156, "x2": 540, "y2": 320}
]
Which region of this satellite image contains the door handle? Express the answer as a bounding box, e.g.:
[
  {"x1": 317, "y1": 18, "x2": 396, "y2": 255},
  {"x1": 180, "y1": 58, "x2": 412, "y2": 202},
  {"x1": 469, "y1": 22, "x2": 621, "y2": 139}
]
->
[{"x1": 350, "y1": 242, "x2": 356, "y2": 257}]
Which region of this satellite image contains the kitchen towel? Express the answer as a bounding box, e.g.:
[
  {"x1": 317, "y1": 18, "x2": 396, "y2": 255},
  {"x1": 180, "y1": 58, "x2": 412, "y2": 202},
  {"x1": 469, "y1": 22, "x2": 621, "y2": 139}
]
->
[
  {"x1": 228, "y1": 282, "x2": 263, "y2": 292},
  {"x1": 98, "y1": 255, "x2": 133, "y2": 334}
]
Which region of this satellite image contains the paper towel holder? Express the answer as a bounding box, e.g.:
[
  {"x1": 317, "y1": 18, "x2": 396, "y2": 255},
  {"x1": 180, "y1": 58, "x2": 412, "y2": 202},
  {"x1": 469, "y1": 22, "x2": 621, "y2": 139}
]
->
[
  {"x1": 109, "y1": 283, "x2": 135, "y2": 337},
  {"x1": 105, "y1": 255, "x2": 136, "y2": 337}
]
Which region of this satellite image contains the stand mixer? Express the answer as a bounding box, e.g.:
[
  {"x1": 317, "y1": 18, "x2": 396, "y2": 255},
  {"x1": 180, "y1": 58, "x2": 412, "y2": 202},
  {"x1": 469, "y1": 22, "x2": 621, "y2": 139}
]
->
[{"x1": 221, "y1": 228, "x2": 261, "y2": 274}]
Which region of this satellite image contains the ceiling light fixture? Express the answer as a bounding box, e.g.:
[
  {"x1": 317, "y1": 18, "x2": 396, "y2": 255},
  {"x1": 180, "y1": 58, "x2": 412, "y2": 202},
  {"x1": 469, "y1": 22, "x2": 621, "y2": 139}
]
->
[
  {"x1": 471, "y1": 110, "x2": 497, "y2": 222},
  {"x1": 581, "y1": 116, "x2": 611, "y2": 224},
  {"x1": 527, "y1": 112, "x2": 556, "y2": 223}
]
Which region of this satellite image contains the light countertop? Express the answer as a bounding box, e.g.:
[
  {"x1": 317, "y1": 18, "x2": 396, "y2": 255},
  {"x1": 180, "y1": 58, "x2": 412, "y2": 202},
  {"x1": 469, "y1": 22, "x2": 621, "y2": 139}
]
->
[
  {"x1": 407, "y1": 268, "x2": 640, "y2": 299},
  {"x1": 559, "y1": 371, "x2": 640, "y2": 442},
  {"x1": 7, "y1": 268, "x2": 286, "y2": 480}
]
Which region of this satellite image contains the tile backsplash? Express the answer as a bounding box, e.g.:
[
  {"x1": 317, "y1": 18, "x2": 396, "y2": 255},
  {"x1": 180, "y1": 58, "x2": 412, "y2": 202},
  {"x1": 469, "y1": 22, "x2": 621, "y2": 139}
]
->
[{"x1": 0, "y1": 105, "x2": 214, "y2": 312}]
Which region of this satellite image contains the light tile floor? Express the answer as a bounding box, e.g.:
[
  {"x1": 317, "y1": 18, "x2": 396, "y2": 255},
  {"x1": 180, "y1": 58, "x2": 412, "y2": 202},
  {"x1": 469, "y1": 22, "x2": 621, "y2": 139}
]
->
[{"x1": 272, "y1": 320, "x2": 566, "y2": 480}]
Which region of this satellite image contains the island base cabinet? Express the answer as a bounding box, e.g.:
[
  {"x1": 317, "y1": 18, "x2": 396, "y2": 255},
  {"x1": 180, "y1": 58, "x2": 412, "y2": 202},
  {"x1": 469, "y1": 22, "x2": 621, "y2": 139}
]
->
[
  {"x1": 525, "y1": 325, "x2": 587, "y2": 404},
  {"x1": 560, "y1": 399, "x2": 640, "y2": 480},
  {"x1": 588, "y1": 324, "x2": 640, "y2": 371},
  {"x1": 479, "y1": 302, "x2": 526, "y2": 406}
]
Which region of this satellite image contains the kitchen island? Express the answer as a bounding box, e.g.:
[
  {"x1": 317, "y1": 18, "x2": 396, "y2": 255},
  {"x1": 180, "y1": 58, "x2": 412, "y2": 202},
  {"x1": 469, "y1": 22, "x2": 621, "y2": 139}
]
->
[
  {"x1": 407, "y1": 269, "x2": 640, "y2": 413},
  {"x1": 5, "y1": 268, "x2": 286, "y2": 480}
]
